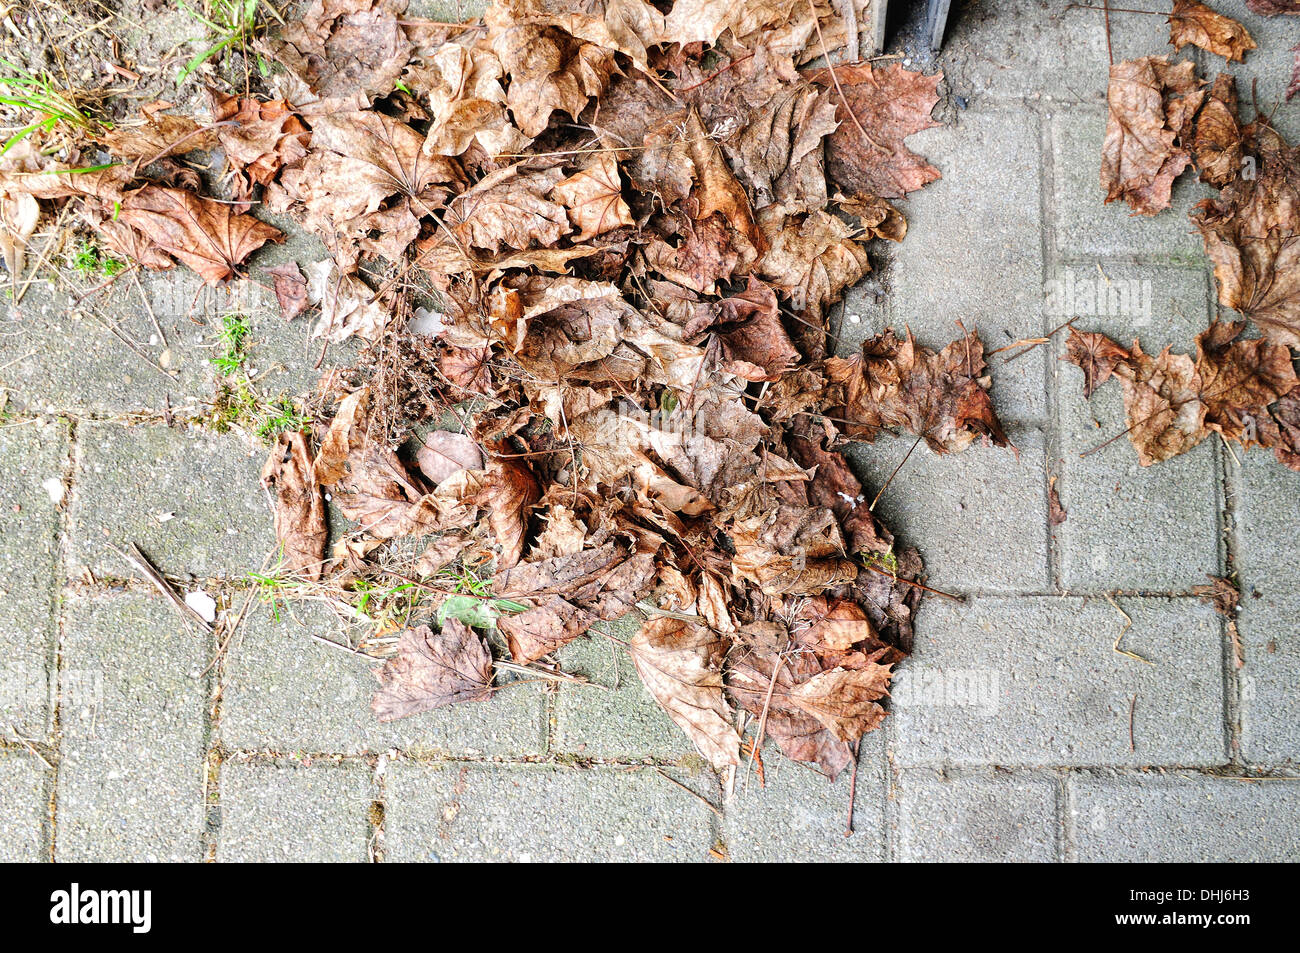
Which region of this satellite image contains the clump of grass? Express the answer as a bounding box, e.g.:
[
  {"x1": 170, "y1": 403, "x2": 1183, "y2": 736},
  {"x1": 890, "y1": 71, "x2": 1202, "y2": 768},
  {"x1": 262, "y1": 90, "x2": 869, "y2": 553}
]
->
[
  {"x1": 212, "y1": 313, "x2": 251, "y2": 375},
  {"x1": 177, "y1": 0, "x2": 285, "y2": 85},
  {"x1": 202, "y1": 373, "x2": 311, "y2": 441},
  {"x1": 0, "y1": 56, "x2": 101, "y2": 157},
  {"x1": 434, "y1": 564, "x2": 528, "y2": 628},
  {"x1": 67, "y1": 240, "x2": 125, "y2": 279}
]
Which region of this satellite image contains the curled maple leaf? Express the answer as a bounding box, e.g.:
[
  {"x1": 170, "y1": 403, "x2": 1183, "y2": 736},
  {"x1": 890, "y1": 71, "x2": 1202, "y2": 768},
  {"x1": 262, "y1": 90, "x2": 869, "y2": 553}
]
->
[
  {"x1": 1101, "y1": 56, "x2": 1204, "y2": 215},
  {"x1": 1168, "y1": 0, "x2": 1256, "y2": 63}
]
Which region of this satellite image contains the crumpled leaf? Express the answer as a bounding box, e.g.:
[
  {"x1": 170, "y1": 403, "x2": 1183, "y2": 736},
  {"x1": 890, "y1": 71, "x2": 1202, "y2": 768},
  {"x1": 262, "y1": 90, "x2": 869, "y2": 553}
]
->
[
  {"x1": 807, "y1": 63, "x2": 943, "y2": 200},
  {"x1": 212, "y1": 94, "x2": 311, "y2": 205},
  {"x1": 273, "y1": 0, "x2": 414, "y2": 105},
  {"x1": 115, "y1": 185, "x2": 283, "y2": 285},
  {"x1": 550, "y1": 152, "x2": 633, "y2": 241},
  {"x1": 266, "y1": 262, "x2": 309, "y2": 321},
  {"x1": 1101, "y1": 56, "x2": 1204, "y2": 215},
  {"x1": 0, "y1": 190, "x2": 39, "y2": 281},
  {"x1": 1191, "y1": 73, "x2": 1242, "y2": 187},
  {"x1": 628, "y1": 617, "x2": 740, "y2": 771},
  {"x1": 372, "y1": 621, "x2": 495, "y2": 721},
  {"x1": 1192, "y1": 127, "x2": 1300, "y2": 347},
  {"x1": 411, "y1": 41, "x2": 530, "y2": 158},
  {"x1": 445, "y1": 163, "x2": 569, "y2": 253},
  {"x1": 482, "y1": 450, "x2": 541, "y2": 569},
  {"x1": 488, "y1": 16, "x2": 617, "y2": 138},
  {"x1": 826, "y1": 328, "x2": 1009, "y2": 453},
  {"x1": 1245, "y1": 0, "x2": 1300, "y2": 13},
  {"x1": 260, "y1": 431, "x2": 327, "y2": 580},
  {"x1": 1168, "y1": 0, "x2": 1255, "y2": 62}
]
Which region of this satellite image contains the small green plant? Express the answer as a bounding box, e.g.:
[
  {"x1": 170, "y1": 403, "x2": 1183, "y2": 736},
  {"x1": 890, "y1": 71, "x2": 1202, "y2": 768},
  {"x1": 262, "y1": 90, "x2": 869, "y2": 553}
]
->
[
  {"x1": 254, "y1": 397, "x2": 310, "y2": 440},
  {"x1": 434, "y1": 565, "x2": 528, "y2": 629},
  {"x1": 177, "y1": 0, "x2": 285, "y2": 85},
  {"x1": 862, "y1": 548, "x2": 900, "y2": 576},
  {"x1": 0, "y1": 57, "x2": 99, "y2": 157},
  {"x1": 212, "y1": 313, "x2": 251, "y2": 375},
  {"x1": 67, "y1": 240, "x2": 125, "y2": 279}
]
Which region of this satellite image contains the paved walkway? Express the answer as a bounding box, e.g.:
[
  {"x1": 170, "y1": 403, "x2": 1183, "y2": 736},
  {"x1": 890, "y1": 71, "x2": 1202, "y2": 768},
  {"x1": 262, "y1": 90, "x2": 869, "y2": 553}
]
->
[{"x1": 1, "y1": 1, "x2": 1298, "y2": 862}]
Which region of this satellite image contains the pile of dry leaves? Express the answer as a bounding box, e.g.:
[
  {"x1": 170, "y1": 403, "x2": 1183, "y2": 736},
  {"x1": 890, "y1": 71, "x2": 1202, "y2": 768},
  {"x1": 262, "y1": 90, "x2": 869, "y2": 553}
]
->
[
  {"x1": 2, "y1": 0, "x2": 1014, "y2": 781},
  {"x1": 1080, "y1": 0, "x2": 1300, "y2": 473}
]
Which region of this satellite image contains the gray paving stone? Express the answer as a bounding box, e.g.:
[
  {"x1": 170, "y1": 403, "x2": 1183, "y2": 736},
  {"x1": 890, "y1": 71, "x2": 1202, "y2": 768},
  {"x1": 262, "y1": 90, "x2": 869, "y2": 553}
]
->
[
  {"x1": 1068, "y1": 772, "x2": 1300, "y2": 862},
  {"x1": 896, "y1": 770, "x2": 1058, "y2": 862},
  {"x1": 554, "y1": 614, "x2": 694, "y2": 760},
  {"x1": 0, "y1": 420, "x2": 64, "y2": 736},
  {"x1": 866, "y1": 107, "x2": 1048, "y2": 427},
  {"x1": 940, "y1": 0, "x2": 1180, "y2": 106},
  {"x1": 724, "y1": 734, "x2": 886, "y2": 862},
  {"x1": 1236, "y1": 454, "x2": 1300, "y2": 764},
  {"x1": 384, "y1": 763, "x2": 716, "y2": 862},
  {"x1": 1229, "y1": 7, "x2": 1300, "y2": 143},
  {"x1": 217, "y1": 763, "x2": 372, "y2": 862},
  {"x1": 846, "y1": 427, "x2": 1050, "y2": 594},
  {"x1": 1055, "y1": 367, "x2": 1222, "y2": 593},
  {"x1": 0, "y1": 753, "x2": 49, "y2": 862},
  {"x1": 892, "y1": 595, "x2": 1227, "y2": 768},
  {"x1": 70, "y1": 422, "x2": 274, "y2": 579},
  {"x1": 221, "y1": 603, "x2": 548, "y2": 757},
  {"x1": 1051, "y1": 108, "x2": 1212, "y2": 261},
  {"x1": 1239, "y1": 590, "x2": 1300, "y2": 765},
  {"x1": 56, "y1": 593, "x2": 207, "y2": 862},
  {"x1": 0, "y1": 268, "x2": 334, "y2": 415}
]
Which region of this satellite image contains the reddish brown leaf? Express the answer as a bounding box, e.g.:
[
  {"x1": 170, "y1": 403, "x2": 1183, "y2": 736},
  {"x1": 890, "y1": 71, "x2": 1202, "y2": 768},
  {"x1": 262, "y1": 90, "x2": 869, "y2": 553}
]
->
[
  {"x1": 266, "y1": 262, "x2": 309, "y2": 321},
  {"x1": 1063, "y1": 327, "x2": 1133, "y2": 399},
  {"x1": 807, "y1": 63, "x2": 943, "y2": 199}
]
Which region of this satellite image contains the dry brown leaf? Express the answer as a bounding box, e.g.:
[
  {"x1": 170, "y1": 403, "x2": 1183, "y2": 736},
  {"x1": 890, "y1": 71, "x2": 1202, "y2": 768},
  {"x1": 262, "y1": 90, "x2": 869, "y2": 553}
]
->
[
  {"x1": 489, "y1": 19, "x2": 617, "y2": 138},
  {"x1": 482, "y1": 450, "x2": 541, "y2": 569},
  {"x1": 266, "y1": 262, "x2": 309, "y2": 321},
  {"x1": 372, "y1": 621, "x2": 495, "y2": 721},
  {"x1": 1101, "y1": 56, "x2": 1204, "y2": 215},
  {"x1": 826, "y1": 328, "x2": 1009, "y2": 453},
  {"x1": 790, "y1": 663, "x2": 892, "y2": 742},
  {"x1": 274, "y1": 0, "x2": 414, "y2": 104},
  {"x1": 807, "y1": 63, "x2": 943, "y2": 200},
  {"x1": 1192, "y1": 129, "x2": 1300, "y2": 347},
  {"x1": 1169, "y1": 0, "x2": 1256, "y2": 62},
  {"x1": 628, "y1": 617, "x2": 740, "y2": 771},
  {"x1": 1191, "y1": 73, "x2": 1242, "y2": 187},
  {"x1": 416, "y1": 430, "x2": 484, "y2": 484},
  {"x1": 260, "y1": 431, "x2": 327, "y2": 580},
  {"x1": 551, "y1": 152, "x2": 633, "y2": 241},
  {"x1": 1064, "y1": 328, "x2": 1133, "y2": 399},
  {"x1": 116, "y1": 185, "x2": 283, "y2": 285}
]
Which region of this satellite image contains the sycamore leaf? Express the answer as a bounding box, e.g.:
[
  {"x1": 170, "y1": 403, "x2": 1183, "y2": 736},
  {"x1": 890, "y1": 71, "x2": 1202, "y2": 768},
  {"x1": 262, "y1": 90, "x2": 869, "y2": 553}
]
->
[
  {"x1": 489, "y1": 21, "x2": 617, "y2": 138},
  {"x1": 1191, "y1": 73, "x2": 1242, "y2": 187},
  {"x1": 628, "y1": 618, "x2": 740, "y2": 771},
  {"x1": 1192, "y1": 129, "x2": 1300, "y2": 347},
  {"x1": 372, "y1": 621, "x2": 494, "y2": 721},
  {"x1": 1169, "y1": 0, "x2": 1256, "y2": 62},
  {"x1": 1101, "y1": 56, "x2": 1204, "y2": 215},
  {"x1": 551, "y1": 152, "x2": 633, "y2": 241},
  {"x1": 116, "y1": 185, "x2": 283, "y2": 285},
  {"x1": 807, "y1": 63, "x2": 943, "y2": 200}
]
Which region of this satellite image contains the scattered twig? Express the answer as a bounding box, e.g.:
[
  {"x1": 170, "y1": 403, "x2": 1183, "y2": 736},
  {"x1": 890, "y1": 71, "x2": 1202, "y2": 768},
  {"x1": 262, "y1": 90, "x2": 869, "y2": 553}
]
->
[
  {"x1": 1104, "y1": 592, "x2": 1152, "y2": 665},
  {"x1": 653, "y1": 767, "x2": 723, "y2": 818},
  {"x1": 862, "y1": 563, "x2": 965, "y2": 602},
  {"x1": 108, "y1": 542, "x2": 213, "y2": 634},
  {"x1": 6, "y1": 724, "x2": 54, "y2": 769},
  {"x1": 870, "y1": 434, "x2": 924, "y2": 511},
  {"x1": 1128, "y1": 692, "x2": 1137, "y2": 752}
]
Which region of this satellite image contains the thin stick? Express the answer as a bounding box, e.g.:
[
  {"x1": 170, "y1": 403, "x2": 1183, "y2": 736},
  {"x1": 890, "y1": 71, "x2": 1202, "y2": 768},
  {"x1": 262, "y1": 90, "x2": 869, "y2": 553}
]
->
[
  {"x1": 989, "y1": 317, "x2": 1077, "y2": 362},
  {"x1": 1128, "y1": 693, "x2": 1137, "y2": 752},
  {"x1": 7, "y1": 724, "x2": 54, "y2": 769},
  {"x1": 109, "y1": 542, "x2": 214, "y2": 634},
  {"x1": 653, "y1": 767, "x2": 723, "y2": 818},
  {"x1": 809, "y1": 0, "x2": 889, "y2": 155},
  {"x1": 870, "y1": 434, "x2": 923, "y2": 511},
  {"x1": 862, "y1": 563, "x2": 965, "y2": 602},
  {"x1": 1103, "y1": 0, "x2": 1114, "y2": 66}
]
